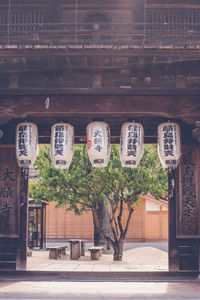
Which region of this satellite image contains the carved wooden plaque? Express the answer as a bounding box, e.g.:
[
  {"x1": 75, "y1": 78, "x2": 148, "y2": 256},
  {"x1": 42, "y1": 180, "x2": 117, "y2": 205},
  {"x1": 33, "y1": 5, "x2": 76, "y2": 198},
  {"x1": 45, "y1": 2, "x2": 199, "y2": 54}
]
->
[
  {"x1": 177, "y1": 147, "x2": 200, "y2": 238},
  {"x1": 0, "y1": 147, "x2": 21, "y2": 237}
]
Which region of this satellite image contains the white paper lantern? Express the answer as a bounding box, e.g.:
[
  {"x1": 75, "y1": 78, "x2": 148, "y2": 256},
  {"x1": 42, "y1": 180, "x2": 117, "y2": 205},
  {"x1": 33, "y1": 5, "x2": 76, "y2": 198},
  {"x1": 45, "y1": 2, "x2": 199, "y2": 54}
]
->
[
  {"x1": 120, "y1": 122, "x2": 144, "y2": 168},
  {"x1": 16, "y1": 122, "x2": 38, "y2": 168},
  {"x1": 50, "y1": 123, "x2": 74, "y2": 169},
  {"x1": 87, "y1": 121, "x2": 110, "y2": 167},
  {"x1": 157, "y1": 122, "x2": 181, "y2": 169}
]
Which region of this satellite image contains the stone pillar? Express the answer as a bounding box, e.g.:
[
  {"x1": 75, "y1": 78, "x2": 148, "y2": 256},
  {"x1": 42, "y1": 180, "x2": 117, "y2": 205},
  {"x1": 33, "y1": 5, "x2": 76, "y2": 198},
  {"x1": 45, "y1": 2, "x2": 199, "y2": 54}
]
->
[
  {"x1": 69, "y1": 240, "x2": 81, "y2": 260},
  {"x1": 81, "y1": 241, "x2": 86, "y2": 256}
]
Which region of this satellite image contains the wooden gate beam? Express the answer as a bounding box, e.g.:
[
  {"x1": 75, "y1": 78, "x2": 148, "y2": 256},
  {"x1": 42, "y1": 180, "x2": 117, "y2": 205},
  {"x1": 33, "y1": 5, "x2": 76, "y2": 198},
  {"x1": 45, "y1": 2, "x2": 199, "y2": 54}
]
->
[
  {"x1": 0, "y1": 95, "x2": 199, "y2": 145},
  {"x1": 0, "y1": 95, "x2": 199, "y2": 124}
]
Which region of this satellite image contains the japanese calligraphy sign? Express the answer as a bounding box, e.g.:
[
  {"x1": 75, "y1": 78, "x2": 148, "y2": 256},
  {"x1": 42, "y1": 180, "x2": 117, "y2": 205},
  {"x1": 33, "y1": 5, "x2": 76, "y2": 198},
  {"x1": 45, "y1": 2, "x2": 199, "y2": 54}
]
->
[
  {"x1": 120, "y1": 122, "x2": 144, "y2": 168},
  {"x1": 16, "y1": 122, "x2": 38, "y2": 168},
  {"x1": 157, "y1": 122, "x2": 181, "y2": 169},
  {"x1": 177, "y1": 148, "x2": 200, "y2": 238},
  {"x1": 87, "y1": 121, "x2": 110, "y2": 167},
  {"x1": 0, "y1": 147, "x2": 21, "y2": 237},
  {"x1": 50, "y1": 123, "x2": 74, "y2": 169}
]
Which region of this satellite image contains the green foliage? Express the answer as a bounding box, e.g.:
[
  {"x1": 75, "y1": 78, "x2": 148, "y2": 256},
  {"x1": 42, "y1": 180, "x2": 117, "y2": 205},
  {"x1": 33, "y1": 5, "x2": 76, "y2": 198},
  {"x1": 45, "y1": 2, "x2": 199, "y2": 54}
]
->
[
  {"x1": 30, "y1": 143, "x2": 168, "y2": 258},
  {"x1": 28, "y1": 222, "x2": 37, "y2": 232},
  {"x1": 29, "y1": 144, "x2": 168, "y2": 213},
  {"x1": 107, "y1": 144, "x2": 168, "y2": 204}
]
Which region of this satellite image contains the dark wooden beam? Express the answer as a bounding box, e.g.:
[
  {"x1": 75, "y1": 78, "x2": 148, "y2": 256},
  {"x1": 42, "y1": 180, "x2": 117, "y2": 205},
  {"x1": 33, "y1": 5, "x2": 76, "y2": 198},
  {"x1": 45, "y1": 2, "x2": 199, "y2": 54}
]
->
[{"x1": 0, "y1": 95, "x2": 199, "y2": 124}]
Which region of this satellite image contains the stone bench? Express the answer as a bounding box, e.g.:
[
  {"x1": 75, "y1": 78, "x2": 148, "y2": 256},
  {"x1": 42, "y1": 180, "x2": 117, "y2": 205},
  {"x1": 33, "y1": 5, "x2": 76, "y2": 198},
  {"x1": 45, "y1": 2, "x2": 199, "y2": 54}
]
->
[
  {"x1": 27, "y1": 251, "x2": 32, "y2": 257},
  {"x1": 88, "y1": 246, "x2": 104, "y2": 260},
  {"x1": 47, "y1": 245, "x2": 68, "y2": 260}
]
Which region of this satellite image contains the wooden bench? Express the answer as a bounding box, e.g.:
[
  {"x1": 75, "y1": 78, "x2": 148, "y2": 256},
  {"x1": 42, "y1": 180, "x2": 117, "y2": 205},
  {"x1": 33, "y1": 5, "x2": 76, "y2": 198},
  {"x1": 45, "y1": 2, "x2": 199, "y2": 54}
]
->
[
  {"x1": 88, "y1": 246, "x2": 104, "y2": 260},
  {"x1": 47, "y1": 245, "x2": 68, "y2": 260}
]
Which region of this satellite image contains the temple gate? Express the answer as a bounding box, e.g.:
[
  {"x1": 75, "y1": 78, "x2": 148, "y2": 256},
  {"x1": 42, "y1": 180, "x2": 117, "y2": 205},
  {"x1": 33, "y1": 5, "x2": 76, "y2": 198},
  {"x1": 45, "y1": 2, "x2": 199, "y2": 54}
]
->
[{"x1": 0, "y1": 0, "x2": 200, "y2": 272}]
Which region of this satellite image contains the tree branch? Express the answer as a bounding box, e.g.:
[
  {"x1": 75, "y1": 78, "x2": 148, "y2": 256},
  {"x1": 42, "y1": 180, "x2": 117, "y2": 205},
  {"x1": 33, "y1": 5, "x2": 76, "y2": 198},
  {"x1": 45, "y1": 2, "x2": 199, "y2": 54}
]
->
[
  {"x1": 123, "y1": 205, "x2": 134, "y2": 238},
  {"x1": 71, "y1": 199, "x2": 91, "y2": 209},
  {"x1": 106, "y1": 194, "x2": 119, "y2": 238},
  {"x1": 117, "y1": 199, "x2": 124, "y2": 239}
]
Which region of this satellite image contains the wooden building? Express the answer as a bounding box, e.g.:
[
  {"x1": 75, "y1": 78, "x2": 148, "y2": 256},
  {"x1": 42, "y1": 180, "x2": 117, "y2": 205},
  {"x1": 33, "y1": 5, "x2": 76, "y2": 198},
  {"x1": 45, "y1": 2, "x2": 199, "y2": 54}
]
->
[
  {"x1": 0, "y1": 0, "x2": 200, "y2": 272},
  {"x1": 45, "y1": 195, "x2": 168, "y2": 242}
]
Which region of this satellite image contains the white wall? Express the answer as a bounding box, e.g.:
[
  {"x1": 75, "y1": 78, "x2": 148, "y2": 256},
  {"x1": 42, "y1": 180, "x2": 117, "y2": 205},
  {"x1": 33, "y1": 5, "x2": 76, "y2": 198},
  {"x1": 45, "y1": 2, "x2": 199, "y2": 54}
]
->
[{"x1": 145, "y1": 199, "x2": 168, "y2": 211}]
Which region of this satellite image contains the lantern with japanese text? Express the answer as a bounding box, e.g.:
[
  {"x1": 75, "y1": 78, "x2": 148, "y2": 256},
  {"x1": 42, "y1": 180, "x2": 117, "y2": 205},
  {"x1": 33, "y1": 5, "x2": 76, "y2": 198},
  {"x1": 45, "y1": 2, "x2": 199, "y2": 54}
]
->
[
  {"x1": 16, "y1": 122, "x2": 38, "y2": 168},
  {"x1": 157, "y1": 122, "x2": 181, "y2": 169},
  {"x1": 87, "y1": 121, "x2": 110, "y2": 167},
  {"x1": 50, "y1": 123, "x2": 74, "y2": 169},
  {"x1": 120, "y1": 122, "x2": 144, "y2": 167}
]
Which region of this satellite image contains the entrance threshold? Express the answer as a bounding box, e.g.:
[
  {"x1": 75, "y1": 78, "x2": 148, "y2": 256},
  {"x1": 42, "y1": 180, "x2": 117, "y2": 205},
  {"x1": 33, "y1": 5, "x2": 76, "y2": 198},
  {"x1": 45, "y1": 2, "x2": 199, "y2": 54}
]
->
[{"x1": 0, "y1": 270, "x2": 199, "y2": 282}]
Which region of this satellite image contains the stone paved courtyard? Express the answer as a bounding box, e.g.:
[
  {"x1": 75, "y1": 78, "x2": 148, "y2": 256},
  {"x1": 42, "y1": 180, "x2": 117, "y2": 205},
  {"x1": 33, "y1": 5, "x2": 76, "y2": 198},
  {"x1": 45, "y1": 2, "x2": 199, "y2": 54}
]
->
[{"x1": 27, "y1": 242, "x2": 168, "y2": 272}]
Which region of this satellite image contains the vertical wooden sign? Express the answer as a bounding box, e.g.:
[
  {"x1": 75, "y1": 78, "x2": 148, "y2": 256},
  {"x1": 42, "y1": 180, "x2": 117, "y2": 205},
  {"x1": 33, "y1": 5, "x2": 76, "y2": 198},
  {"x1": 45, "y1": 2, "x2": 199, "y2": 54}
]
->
[
  {"x1": 0, "y1": 147, "x2": 21, "y2": 238},
  {"x1": 176, "y1": 147, "x2": 200, "y2": 238}
]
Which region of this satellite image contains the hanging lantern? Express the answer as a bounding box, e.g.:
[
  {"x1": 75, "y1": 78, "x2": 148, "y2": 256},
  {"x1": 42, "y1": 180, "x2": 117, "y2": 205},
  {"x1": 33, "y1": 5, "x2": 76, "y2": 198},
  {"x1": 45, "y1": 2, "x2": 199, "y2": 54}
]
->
[
  {"x1": 119, "y1": 122, "x2": 144, "y2": 168},
  {"x1": 50, "y1": 123, "x2": 74, "y2": 169},
  {"x1": 157, "y1": 122, "x2": 181, "y2": 169},
  {"x1": 87, "y1": 121, "x2": 110, "y2": 167},
  {"x1": 16, "y1": 122, "x2": 38, "y2": 168}
]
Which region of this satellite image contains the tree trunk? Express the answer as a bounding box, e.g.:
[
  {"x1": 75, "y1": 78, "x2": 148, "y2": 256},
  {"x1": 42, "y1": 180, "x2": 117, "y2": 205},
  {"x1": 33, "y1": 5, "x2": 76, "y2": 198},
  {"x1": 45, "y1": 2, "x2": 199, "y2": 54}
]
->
[
  {"x1": 113, "y1": 239, "x2": 124, "y2": 261},
  {"x1": 93, "y1": 218, "x2": 101, "y2": 246},
  {"x1": 93, "y1": 201, "x2": 112, "y2": 250}
]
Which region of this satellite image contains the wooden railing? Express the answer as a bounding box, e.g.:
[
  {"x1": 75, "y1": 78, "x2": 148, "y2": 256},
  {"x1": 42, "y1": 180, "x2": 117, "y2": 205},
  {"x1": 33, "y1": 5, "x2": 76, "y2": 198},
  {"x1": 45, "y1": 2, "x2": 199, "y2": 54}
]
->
[{"x1": 0, "y1": 21, "x2": 200, "y2": 46}]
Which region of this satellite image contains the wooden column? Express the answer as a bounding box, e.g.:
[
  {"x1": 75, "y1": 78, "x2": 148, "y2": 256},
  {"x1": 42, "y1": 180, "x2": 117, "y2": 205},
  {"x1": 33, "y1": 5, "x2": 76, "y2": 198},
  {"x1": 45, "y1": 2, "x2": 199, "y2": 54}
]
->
[
  {"x1": 0, "y1": 147, "x2": 21, "y2": 270},
  {"x1": 168, "y1": 168, "x2": 179, "y2": 271},
  {"x1": 0, "y1": 147, "x2": 29, "y2": 270},
  {"x1": 16, "y1": 168, "x2": 29, "y2": 270},
  {"x1": 176, "y1": 146, "x2": 200, "y2": 270},
  {"x1": 169, "y1": 146, "x2": 200, "y2": 270}
]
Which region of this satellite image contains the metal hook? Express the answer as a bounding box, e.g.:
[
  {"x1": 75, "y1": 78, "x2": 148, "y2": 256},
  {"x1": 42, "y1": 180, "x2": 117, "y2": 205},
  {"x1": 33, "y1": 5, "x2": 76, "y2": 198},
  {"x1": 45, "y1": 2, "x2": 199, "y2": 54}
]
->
[{"x1": 45, "y1": 97, "x2": 50, "y2": 110}]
